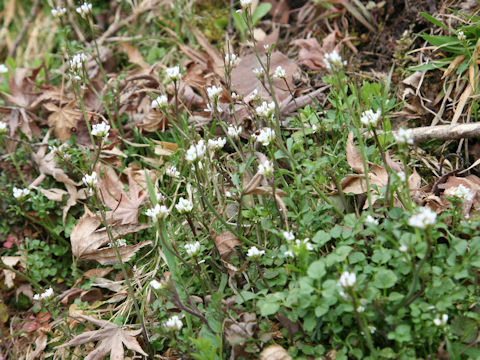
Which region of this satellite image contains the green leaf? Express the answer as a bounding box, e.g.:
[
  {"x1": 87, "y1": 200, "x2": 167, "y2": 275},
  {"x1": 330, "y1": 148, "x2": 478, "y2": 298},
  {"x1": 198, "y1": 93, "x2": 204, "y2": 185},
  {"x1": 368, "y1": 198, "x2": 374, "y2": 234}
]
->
[
  {"x1": 252, "y1": 3, "x2": 272, "y2": 26},
  {"x1": 307, "y1": 260, "x2": 326, "y2": 280},
  {"x1": 373, "y1": 269, "x2": 397, "y2": 289},
  {"x1": 313, "y1": 230, "x2": 331, "y2": 246},
  {"x1": 260, "y1": 301, "x2": 280, "y2": 316},
  {"x1": 420, "y1": 12, "x2": 450, "y2": 30}
]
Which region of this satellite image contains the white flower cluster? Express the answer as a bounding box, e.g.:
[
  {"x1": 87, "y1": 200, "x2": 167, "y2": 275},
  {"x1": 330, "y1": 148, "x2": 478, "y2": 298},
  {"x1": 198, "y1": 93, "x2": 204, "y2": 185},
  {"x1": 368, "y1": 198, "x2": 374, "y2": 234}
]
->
[
  {"x1": 185, "y1": 139, "x2": 206, "y2": 162},
  {"x1": 207, "y1": 85, "x2": 222, "y2": 102},
  {"x1": 163, "y1": 315, "x2": 183, "y2": 331},
  {"x1": 76, "y1": 2, "x2": 92, "y2": 17},
  {"x1": 0, "y1": 122, "x2": 7, "y2": 133},
  {"x1": 458, "y1": 31, "x2": 466, "y2": 41},
  {"x1": 295, "y1": 238, "x2": 313, "y2": 251},
  {"x1": 273, "y1": 66, "x2": 286, "y2": 79},
  {"x1": 91, "y1": 121, "x2": 110, "y2": 139},
  {"x1": 185, "y1": 241, "x2": 201, "y2": 256},
  {"x1": 146, "y1": 204, "x2": 169, "y2": 221},
  {"x1": 360, "y1": 109, "x2": 381, "y2": 127},
  {"x1": 150, "y1": 279, "x2": 164, "y2": 290},
  {"x1": 69, "y1": 53, "x2": 87, "y2": 78},
  {"x1": 82, "y1": 172, "x2": 98, "y2": 188},
  {"x1": 227, "y1": 125, "x2": 242, "y2": 139},
  {"x1": 451, "y1": 184, "x2": 474, "y2": 201},
  {"x1": 0, "y1": 64, "x2": 8, "y2": 73},
  {"x1": 253, "y1": 67, "x2": 265, "y2": 78},
  {"x1": 165, "y1": 66, "x2": 181, "y2": 82},
  {"x1": 176, "y1": 198, "x2": 193, "y2": 214},
  {"x1": 240, "y1": 0, "x2": 252, "y2": 7},
  {"x1": 257, "y1": 160, "x2": 274, "y2": 176},
  {"x1": 365, "y1": 215, "x2": 379, "y2": 226},
  {"x1": 152, "y1": 95, "x2": 168, "y2": 109},
  {"x1": 394, "y1": 128, "x2": 414, "y2": 145},
  {"x1": 253, "y1": 127, "x2": 275, "y2": 146},
  {"x1": 166, "y1": 165, "x2": 180, "y2": 178},
  {"x1": 339, "y1": 271, "x2": 356, "y2": 288},
  {"x1": 408, "y1": 207, "x2": 437, "y2": 229},
  {"x1": 51, "y1": 7, "x2": 67, "y2": 17},
  {"x1": 13, "y1": 187, "x2": 30, "y2": 199},
  {"x1": 225, "y1": 53, "x2": 239, "y2": 67},
  {"x1": 255, "y1": 101, "x2": 275, "y2": 120},
  {"x1": 324, "y1": 50, "x2": 346, "y2": 71},
  {"x1": 399, "y1": 244, "x2": 408, "y2": 252},
  {"x1": 33, "y1": 287, "x2": 54, "y2": 301},
  {"x1": 397, "y1": 171, "x2": 406, "y2": 182},
  {"x1": 283, "y1": 231, "x2": 295, "y2": 242},
  {"x1": 247, "y1": 246, "x2": 265, "y2": 258},
  {"x1": 208, "y1": 137, "x2": 226, "y2": 152},
  {"x1": 433, "y1": 314, "x2": 448, "y2": 327}
]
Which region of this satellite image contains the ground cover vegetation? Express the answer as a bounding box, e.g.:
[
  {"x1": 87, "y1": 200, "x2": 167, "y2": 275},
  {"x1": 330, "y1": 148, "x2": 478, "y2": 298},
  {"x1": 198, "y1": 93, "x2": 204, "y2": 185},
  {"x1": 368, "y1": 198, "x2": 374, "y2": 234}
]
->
[{"x1": 1, "y1": 0, "x2": 480, "y2": 358}]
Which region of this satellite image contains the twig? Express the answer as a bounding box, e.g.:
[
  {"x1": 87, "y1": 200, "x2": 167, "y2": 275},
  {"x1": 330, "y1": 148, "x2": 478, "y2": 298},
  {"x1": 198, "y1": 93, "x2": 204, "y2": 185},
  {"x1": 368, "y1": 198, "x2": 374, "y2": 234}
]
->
[
  {"x1": 8, "y1": 0, "x2": 41, "y2": 59},
  {"x1": 393, "y1": 123, "x2": 480, "y2": 143}
]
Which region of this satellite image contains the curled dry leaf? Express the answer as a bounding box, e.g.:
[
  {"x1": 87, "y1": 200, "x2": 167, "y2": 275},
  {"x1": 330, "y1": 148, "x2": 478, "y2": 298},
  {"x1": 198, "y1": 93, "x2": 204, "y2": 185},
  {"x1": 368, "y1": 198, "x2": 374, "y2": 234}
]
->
[
  {"x1": 213, "y1": 231, "x2": 241, "y2": 260},
  {"x1": 57, "y1": 314, "x2": 147, "y2": 360},
  {"x1": 260, "y1": 344, "x2": 292, "y2": 360},
  {"x1": 45, "y1": 101, "x2": 83, "y2": 142},
  {"x1": 70, "y1": 211, "x2": 150, "y2": 265},
  {"x1": 292, "y1": 32, "x2": 338, "y2": 71},
  {"x1": 225, "y1": 313, "x2": 258, "y2": 358}
]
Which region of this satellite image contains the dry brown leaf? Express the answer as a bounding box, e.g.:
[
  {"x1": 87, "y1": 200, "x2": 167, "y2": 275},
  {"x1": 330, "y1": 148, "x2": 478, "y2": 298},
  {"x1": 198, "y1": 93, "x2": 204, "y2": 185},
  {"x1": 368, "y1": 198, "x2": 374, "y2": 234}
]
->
[
  {"x1": 225, "y1": 313, "x2": 258, "y2": 358},
  {"x1": 213, "y1": 231, "x2": 241, "y2": 260},
  {"x1": 70, "y1": 211, "x2": 150, "y2": 264},
  {"x1": 45, "y1": 101, "x2": 83, "y2": 142},
  {"x1": 57, "y1": 314, "x2": 147, "y2": 360},
  {"x1": 292, "y1": 33, "x2": 338, "y2": 71},
  {"x1": 260, "y1": 344, "x2": 292, "y2": 360},
  {"x1": 27, "y1": 333, "x2": 47, "y2": 360},
  {"x1": 244, "y1": 173, "x2": 264, "y2": 194},
  {"x1": 346, "y1": 132, "x2": 364, "y2": 173},
  {"x1": 119, "y1": 41, "x2": 150, "y2": 69},
  {"x1": 96, "y1": 165, "x2": 148, "y2": 225}
]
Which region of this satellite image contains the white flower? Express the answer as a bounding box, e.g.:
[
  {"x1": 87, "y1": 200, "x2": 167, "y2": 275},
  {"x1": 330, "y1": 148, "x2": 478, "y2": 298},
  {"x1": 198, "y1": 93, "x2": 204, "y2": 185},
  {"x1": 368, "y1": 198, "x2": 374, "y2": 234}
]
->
[
  {"x1": 338, "y1": 289, "x2": 348, "y2": 299},
  {"x1": 257, "y1": 160, "x2": 274, "y2": 177},
  {"x1": 207, "y1": 137, "x2": 226, "y2": 151},
  {"x1": 12, "y1": 187, "x2": 30, "y2": 199},
  {"x1": 82, "y1": 172, "x2": 98, "y2": 188},
  {"x1": 368, "y1": 326, "x2": 376, "y2": 334},
  {"x1": 227, "y1": 125, "x2": 242, "y2": 139},
  {"x1": 399, "y1": 244, "x2": 408, "y2": 252},
  {"x1": 240, "y1": 0, "x2": 252, "y2": 7},
  {"x1": 284, "y1": 250, "x2": 294, "y2": 258},
  {"x1": 263, "y1": 44, "x2": 273, "y2": 52},
  {"x1": 451, "y1": 184, "x2": 474, "y2": 201},
  {"x1": 253, "y1": 67, "x2": 265, "y2": 78},
  {"x1": 165, "y1": 66, "x2": 181, "y2": 82},
  {"x1": 247, "y1": 246, "x2": 265, "y2": 258},
  {"x1": 253, "y1": 127, "x2": 275, "y2": 146},
  {"x1": 365, "y1": 215, "x2": 379, "y2": 226},
  {"x1": 69, "y1": 53, "x2": 88, "y2": 73},
  {"x1": 360, "y1": 109, "x2": 381, "y2": 127},
  {"x1": 185, "y1": 140, "x2": 206, "y2": 162},
  {"x1": 51, "y1": 7, "x2": 67, "y2": 17},
  {"x1": 394, "y1": 127, "x2": 414, "y2": 145},
  {"x1": 433, "y1": 314, "x2": 448, "y2": 326},
  {"x1": 324, "y1": 50, "x2": 346, "y2": 70},
  {"x1": 176, "y1": 197, "x2": 193, "y2": 214},
  {"x1": 152, "y1": 95, "x2": 168, "y2": 109},
  {"x1": 146, "y1": 204, "x2": 169, "y2": 220},
  {"x1": 408, "y1": 207, "x2": 437, "y2": 229},
  {"x1": 458, "y1": 31, "x2": 466, "y2": 41},
  {"x1": 225, "y1": 53, "x2": 239, "y2": 67},
  {"x1": 163, "y1": 315, "x2": 183, "y2": 331},
  {"x1": 295, "y1": 238, "x2": 313, "y2": 251},
  {"x1": 397, "y1": 171, "x2": 406, "y2": 182},
  {"x1": 204, "y1": 103, "x2": 223, "y2": 113},
  {"x1": 339, "y1": 271, "x2": 356, "y2": 288},
  {"x1": 255, "y1": 102, "x2": 275, "y2": 119},
  {"x1": 311, "y1": 124, "x2": 318, "y2": 133},
  {"x1": 156, "y1": 192, "x2": 165, "y2": 202},
  {"x1": 76, "y1": 2, "x2": 92, "y2": 17},
  {"x1": 283, "y1": 231, "x2": 295, "y2": 242},
  {"x1": 231, "y1": 92, "x2": 239, "y2": 100},
  {"x1": 0, "y1": 64, "x2": 8, "y2": 74},
  {"x1": 206, "y1": 85, "x2": 222, "y2": 102},
  {"x1": 91, "y1": 122, "x2": 110, "y2": 139},
  {"x1": 357, "y1": 306, "x2": 365, "y2": 312},
  {"x1": 273, "y1": 66, "x2": 286, "y2": 79},
  {"x1": 150, "y1": 280, "x2": 163, "y2": 290},
  {"x1": 185, "y1": 241, "x2": 201, "y2": 256},
  {"x1": 0, "y1": 122, "x2": 7, "y2": 133},
  {"x1": 225, "y1": 190, "x2": 232, "y2": 198},
  {"x1": 33, "y1": 287, "x2": 54, "y2": 301},
  {"x1": 166, "y1": 165, "x2": 180, "y2": 178}
]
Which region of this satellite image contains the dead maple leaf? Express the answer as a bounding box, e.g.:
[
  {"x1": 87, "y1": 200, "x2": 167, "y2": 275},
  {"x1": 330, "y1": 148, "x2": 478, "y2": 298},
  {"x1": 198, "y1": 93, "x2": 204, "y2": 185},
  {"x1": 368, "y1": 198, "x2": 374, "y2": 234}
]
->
[
  {"x1": 70, "y1": 210, "x2": 150, "y2": 265},
  {"x1": 213, "y1": 231, "x2": 241, "y2": 260},
  {"x1": 260, "y1": 344, "x2": 292, "y2": 360},
  {"x1": 57, "y1": 314, "x2": 147, "y2": 360},
  {"x1": 96, "y1": 165, "x2": 148, "y2": 225},
  {"x1": 45, "y1": 101, "x2": 83, "y2": 142}
]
